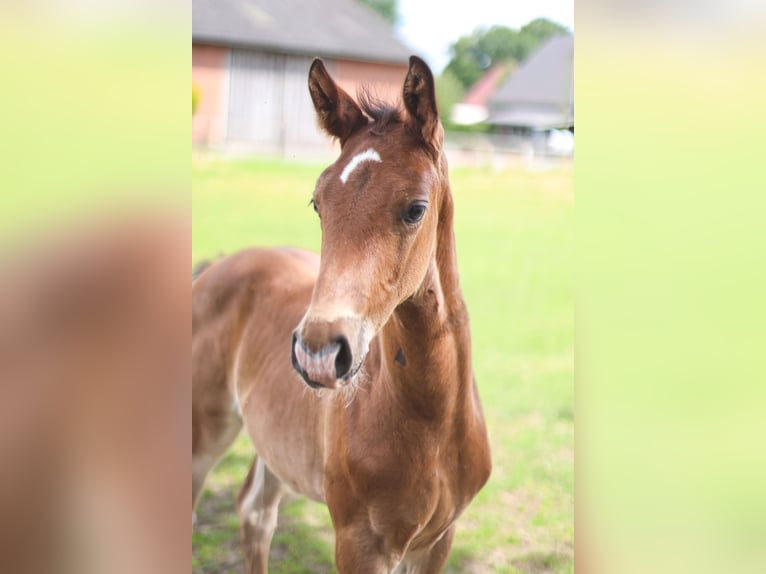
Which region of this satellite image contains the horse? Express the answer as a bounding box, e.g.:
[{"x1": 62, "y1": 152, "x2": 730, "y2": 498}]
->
[{"x1": 192, "y1": 56, "x2": 491, "y2": 573}]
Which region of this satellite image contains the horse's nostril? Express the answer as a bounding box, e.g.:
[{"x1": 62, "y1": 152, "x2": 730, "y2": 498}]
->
[
  {"x1": 290, "y1": 332, "x2": 300, "y2": 372},
  {"x1": 334, "y1": 336, "x2": 352, "y2": 379}
]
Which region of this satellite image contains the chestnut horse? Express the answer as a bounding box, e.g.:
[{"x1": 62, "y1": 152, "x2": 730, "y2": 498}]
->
[{"x1": 192, "y1": 56, "x2": 491, "y2": 573}]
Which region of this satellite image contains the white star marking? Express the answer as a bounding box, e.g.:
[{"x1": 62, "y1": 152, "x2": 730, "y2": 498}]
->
[{"x1": 340, "y1": 148, "x2": 382, "y2": 184}]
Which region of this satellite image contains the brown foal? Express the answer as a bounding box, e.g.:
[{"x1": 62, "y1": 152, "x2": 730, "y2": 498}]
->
[{"x1": 192, "y1": 56, "x2": 491, "y2": 573}]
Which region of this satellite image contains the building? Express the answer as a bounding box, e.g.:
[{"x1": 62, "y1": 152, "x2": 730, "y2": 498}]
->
[
  {"x1": 487, "y1": 35, "x2": 574, "y2": 132},
  {"x1": 450, "y1": 63, "x2": 511, "y2": 126},
  {"x1": 192, "y1": 0, "x2": 412, "y2": 155}
]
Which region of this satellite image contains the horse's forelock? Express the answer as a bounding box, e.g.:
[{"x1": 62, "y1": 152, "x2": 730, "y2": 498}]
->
[
  {"x1": 356, "y1": 86, "x2": 441, "y2": 158},
  {"x1": 357, "y1": 88, "x2": 401, "y2": 135}
]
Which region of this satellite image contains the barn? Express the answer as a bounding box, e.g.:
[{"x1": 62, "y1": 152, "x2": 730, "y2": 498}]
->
[{"x1": 192, "y1": 0, "x2": 412, "y2": 155}]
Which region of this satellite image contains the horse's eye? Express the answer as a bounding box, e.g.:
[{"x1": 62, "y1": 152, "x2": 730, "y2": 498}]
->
[
  {"x1": 309, "y1": 199, "x2": 319, "y2": 214},
  {"x1": 402, "y1": 202, "x2": 427, "y2": 224}
]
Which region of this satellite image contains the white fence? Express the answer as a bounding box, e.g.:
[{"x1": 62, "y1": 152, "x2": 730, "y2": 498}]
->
[{"x1": 443, "y1": 129, "x2": 573, "y2": 169}]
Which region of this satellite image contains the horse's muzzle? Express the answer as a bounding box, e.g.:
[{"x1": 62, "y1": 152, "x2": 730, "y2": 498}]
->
[{"x1": 291, "y1": 331, "x2": 353, "y2": 389}]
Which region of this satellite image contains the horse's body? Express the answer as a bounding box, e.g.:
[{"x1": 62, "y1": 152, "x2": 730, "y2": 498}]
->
[{"x1": 193, "y1": 57, "x2": 491, "y2": 573}]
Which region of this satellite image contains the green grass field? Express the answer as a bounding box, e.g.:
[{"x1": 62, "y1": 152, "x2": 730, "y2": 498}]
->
[{"x1": 192, "y1": 155, "x2": 573, "y2": 573}]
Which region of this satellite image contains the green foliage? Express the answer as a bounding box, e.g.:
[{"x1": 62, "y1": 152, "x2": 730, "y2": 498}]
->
[
  {"x1": 445, "y1": 17, "x2": 570, "y2": 90},
  {"x1": 520, "y1": 17, "x2": 571, "y2": 45},
  {"x1": 192, "y1": 83, "x2": 201, "y2": 116},
  {"x1": 192, "y1": 158, "x2": 573, "y2": 572},
  {"x1": 357, "y1": 0, "x2": 398, "y2": 25},
  {"x1": 435, "y1": 70, "x2": 465, "y2": 129}
]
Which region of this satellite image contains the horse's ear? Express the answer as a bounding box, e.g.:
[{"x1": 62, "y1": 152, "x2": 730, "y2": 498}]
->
[
  {"x1": 308, "y1": 58, "x2": 367, "y2": 144},
  {"x1": 402, "y1": 56, "x2": 442, "y2": 154}
]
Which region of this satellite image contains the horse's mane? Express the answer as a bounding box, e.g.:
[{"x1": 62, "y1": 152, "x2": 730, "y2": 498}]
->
[{"x1": 358, "y1": 87, "x2": 402, "y2": 135}]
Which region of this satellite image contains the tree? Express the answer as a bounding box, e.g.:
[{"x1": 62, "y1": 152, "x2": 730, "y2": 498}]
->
[
  {"x1": 444, "y1": 18, "x2": 570, "y2": 90},
  {"x1": 435, "y1": 70, "x2": 466, "y2": 129},
  {"x1": 192, "y1": 84, "x2": 201, "y2": 116},
  {"x1": 519, "y1": 17, "x2": 570, "y2": 47},
  {"x1": 357, "y1": 0, "x2": 398, "y2": 25}
]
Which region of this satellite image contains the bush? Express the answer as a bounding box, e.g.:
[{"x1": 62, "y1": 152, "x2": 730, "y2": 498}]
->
[{"x1": 192, "y1": 84, "x2": 201, "y2": 116}]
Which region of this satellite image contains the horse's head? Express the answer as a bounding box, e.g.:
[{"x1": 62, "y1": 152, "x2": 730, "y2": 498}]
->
[{"x1": 291, "y1": 56, "x2": 449, "y2": 390}]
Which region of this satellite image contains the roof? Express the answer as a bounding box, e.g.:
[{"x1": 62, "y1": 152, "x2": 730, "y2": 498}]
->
[
  {"x1": 463, "y1": 63, "x2": 511, "y2": 106},
  {"x1": 488, "y1": 35, "x2": 574, "y2": 129},
  {"x1": 192, "y1": 0, "x2": 412, "y2": 65}
]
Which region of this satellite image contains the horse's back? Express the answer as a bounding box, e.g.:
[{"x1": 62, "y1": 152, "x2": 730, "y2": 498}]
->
[
  {"x1": 193, "y1": 247, "x2": 318, "y2": 317},
  {"x1": 193, "y1": 246, "x2": 318, "y2": 389},
  {"x1": 192, "y1": 247, "x2": 328, "y2": 499},
  {"x1": 192, "y1": 248, "x2": 316, "y2": 417}
]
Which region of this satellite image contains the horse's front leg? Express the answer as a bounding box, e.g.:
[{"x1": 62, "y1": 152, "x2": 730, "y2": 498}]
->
[
  {"x1": 398, "y1": 525, "x2": 456, "y2": 574},
  {"x1": 237, "y1": 456, "x2": 285, "y2": 574},
  {"x1": 334, "y1": 526, "x2": 400, "y2": 574}
]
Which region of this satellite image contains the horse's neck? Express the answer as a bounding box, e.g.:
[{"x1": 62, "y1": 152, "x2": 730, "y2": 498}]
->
[{"x1": 376, "y1": 186, "x2": 473, "y2": 422}]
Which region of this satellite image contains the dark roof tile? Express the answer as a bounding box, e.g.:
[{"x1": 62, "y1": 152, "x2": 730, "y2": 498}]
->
[
  {"x1": 193, "y1": 0, "x2": 412, "y2": 64},
  {"x1": 490, "y1": 35, "x2": 573, "y2": 107}
]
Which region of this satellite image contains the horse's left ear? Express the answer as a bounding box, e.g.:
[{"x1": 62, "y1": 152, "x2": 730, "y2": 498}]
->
[{"x1": 402, "y1": 56, "x2": 442, "y2": 154}]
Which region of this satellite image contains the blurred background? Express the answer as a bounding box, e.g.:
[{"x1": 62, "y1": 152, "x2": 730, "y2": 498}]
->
[
  {"x1": 192, "y1": 0, "x2": 574, "y2": 165},
  {"x1": 0, "y1": 2, "x2": 189, "y2": 573}
]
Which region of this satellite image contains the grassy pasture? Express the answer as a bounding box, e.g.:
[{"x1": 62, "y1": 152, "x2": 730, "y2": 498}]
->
[{"x1": 192, "y1": 156, "x2": 573, "y2": 573}]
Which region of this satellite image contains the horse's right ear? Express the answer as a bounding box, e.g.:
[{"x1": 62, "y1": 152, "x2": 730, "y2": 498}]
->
[{"x1": 308, "y1": 59, "x2": 367, "y2": 145}]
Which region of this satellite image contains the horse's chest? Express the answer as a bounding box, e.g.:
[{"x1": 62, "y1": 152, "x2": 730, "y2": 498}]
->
[
  {"x1": 334, "y1": 437, "x2": 476, "y2": 530},
  {"x1": 325, "y1": 401, "x2": 490, "y2": 548}
]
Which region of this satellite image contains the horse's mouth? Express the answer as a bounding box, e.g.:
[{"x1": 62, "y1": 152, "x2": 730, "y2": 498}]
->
[
  {"x1": 290, "y1": 355, "x2": 325, "y2": 389},
  {"x1": 303, "y1": 377, "x2": 325, "y2": 390},
  {"x1": 294, "y1": 354, "x2": 365, "y2": 390}
]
